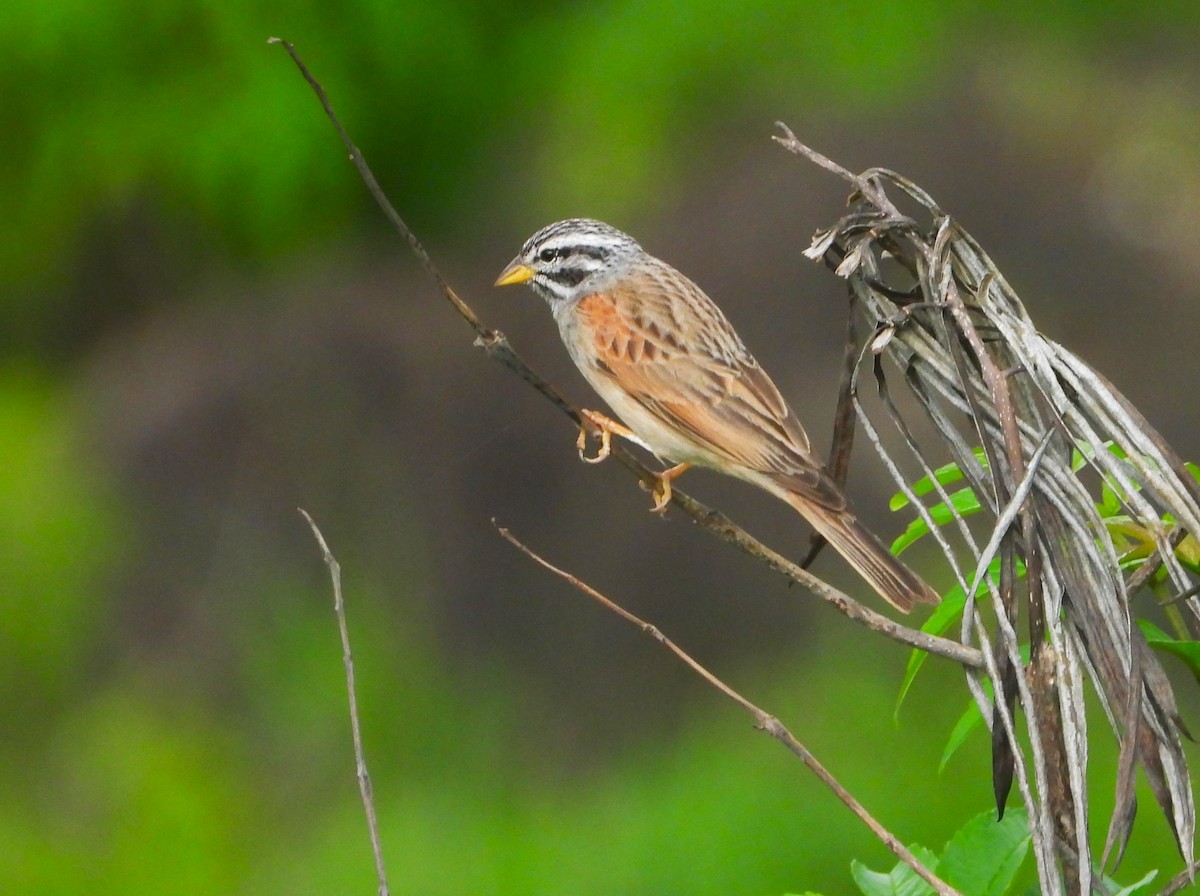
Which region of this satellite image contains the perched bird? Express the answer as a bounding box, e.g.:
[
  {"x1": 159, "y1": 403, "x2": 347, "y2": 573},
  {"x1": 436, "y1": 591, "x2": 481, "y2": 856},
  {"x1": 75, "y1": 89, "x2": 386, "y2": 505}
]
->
[{"x1": 495, "y1": 218, "x2": 938, "y2": 612}]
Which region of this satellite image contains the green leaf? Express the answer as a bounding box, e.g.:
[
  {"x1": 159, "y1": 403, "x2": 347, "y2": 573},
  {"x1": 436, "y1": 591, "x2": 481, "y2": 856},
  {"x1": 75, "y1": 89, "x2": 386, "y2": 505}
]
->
[
  {"x1": 939, "y1": 697, "x2": 987, "y2": 773},
  {"x1": 1138, "y1": 619, "x2": 1200, "y2": 685},
  {"x1": 1084, "y1": 867, "x2": 1158, "y2": 895},
  {"x1": 1074, "y1": 439, "x2": 1125, "y2": 465},
  {"x1": 889, "y1": 450, "x2": 987, "y2": 510},
  {"x1": 894, "y1": 581, "x2": 969, "y2": 721},
  {"x1": 1071, "y1": 440, "x2": 1122, "y2": 472},
  {"x1": 851, "y1": 846, "x2": 939, "y2": 896},
  {"x1": 892, "y1": 488, "x2": 982, "y2": 554},
  {"x1": 895, "y1": 556, "x2": 1023, "y2": 721},
  {"x1": 937, "y1": 808, "x2": 1030, "y2": 896},
  {"x1": 941, "y1": 645, "x2": 1031, "y2": 771},
  {"x1": 1109, "y1": 868, "x2": 1158, "y2": 895},
  {"x1": 1174, "y1": 533, "x2": 1200, "y2": 573},
  {"x1": 1098, "y1": 479, "x2": 1124, "y2": 517}
]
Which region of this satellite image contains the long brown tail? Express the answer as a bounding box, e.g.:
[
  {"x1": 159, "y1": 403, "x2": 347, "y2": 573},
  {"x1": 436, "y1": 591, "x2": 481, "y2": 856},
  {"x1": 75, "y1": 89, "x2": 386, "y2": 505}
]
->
[{"x1": 782, "y1": 494, "x2": 940, "y2": 612}]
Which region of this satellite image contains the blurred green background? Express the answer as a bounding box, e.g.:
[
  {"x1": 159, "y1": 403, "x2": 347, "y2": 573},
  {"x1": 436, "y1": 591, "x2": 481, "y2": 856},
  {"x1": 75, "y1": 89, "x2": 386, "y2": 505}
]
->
[{"x1": 6, "y1": 2, "x2": 1200, "y2": 893}]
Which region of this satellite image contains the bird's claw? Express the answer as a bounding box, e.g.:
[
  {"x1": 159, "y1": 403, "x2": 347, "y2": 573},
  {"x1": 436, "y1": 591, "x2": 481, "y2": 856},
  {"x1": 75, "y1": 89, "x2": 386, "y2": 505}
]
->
[
  {"x1": 646, "y1": 462, "x2": 690, "y2": 513},
  {"x1": 576, "y1": 409, "x2": 629, "y2": 464},
  {"x1": 577, "y1": 420, "x2": 612, "y2": 464},
  {"x1": 650, "y1": 476, "x2": 673, "y2": 512}
]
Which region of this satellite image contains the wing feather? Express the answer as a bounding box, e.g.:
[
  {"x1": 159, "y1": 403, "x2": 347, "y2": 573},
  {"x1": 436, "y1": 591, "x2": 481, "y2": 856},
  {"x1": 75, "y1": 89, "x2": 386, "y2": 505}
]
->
[{"x1": 575, "y1": 266, "x2": 845, "y2": 510}]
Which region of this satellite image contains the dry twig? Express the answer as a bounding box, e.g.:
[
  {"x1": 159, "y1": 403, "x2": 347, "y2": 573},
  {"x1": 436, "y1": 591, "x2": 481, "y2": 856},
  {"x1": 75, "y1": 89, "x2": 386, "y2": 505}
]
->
[
  {"x1": 496, "y1": 521, "x2": 964, "y2": 896},
  {"x1": 300, "y1": 509, "x2": 391, "y2": 896}
]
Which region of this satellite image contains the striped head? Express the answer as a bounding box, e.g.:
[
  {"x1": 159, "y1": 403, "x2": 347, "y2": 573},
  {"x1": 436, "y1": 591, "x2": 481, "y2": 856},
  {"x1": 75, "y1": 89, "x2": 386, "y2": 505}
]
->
[{"x1": 494, "y1": 218, "x2": 643, "y2": 310}]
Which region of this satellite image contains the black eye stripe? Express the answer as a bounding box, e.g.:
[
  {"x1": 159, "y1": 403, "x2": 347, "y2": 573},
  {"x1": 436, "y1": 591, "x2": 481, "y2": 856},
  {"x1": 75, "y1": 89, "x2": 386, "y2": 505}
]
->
[{"x1": 551, "y1": 267, "x2": 588, "y2": 287}]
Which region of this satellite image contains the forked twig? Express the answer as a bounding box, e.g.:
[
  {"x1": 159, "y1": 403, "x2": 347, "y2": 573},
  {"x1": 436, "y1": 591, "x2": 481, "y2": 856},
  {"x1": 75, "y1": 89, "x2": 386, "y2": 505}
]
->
[
  {"x1": 495, "y1": 521, "x2": 964, "y2": 896},
  {"x1": 269, "y1": 37, "x2": 977, "y2": 668},
  {"x1": 300, "y1": 509, "x2": 391, "y2": 896}
]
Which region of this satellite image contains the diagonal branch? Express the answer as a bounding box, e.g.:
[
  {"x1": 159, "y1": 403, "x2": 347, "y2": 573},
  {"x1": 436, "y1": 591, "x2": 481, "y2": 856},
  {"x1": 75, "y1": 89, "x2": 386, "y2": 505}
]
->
[{"x1": 495, "y1": 521, "x2": 964, "y2": 896}]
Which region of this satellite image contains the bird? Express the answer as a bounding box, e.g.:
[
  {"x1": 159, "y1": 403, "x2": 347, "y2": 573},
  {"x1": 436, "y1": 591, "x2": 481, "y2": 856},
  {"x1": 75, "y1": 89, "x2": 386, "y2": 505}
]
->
[{"x1": 494, "y1": 218, "x2": 939, "y2": 612}]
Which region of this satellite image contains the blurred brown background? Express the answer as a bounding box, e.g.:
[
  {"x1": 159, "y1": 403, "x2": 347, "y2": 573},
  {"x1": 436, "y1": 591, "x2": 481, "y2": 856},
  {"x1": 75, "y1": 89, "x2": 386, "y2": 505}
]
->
[{"x1": 6, "y1": 3, "x2": 1200, "y2": 893}]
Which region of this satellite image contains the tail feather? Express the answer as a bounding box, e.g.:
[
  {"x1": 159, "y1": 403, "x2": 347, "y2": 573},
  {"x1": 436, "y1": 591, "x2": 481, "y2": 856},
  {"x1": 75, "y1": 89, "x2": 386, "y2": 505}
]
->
[{"x1": 784, "y1": 495, "x2": 939, "y2": 612}]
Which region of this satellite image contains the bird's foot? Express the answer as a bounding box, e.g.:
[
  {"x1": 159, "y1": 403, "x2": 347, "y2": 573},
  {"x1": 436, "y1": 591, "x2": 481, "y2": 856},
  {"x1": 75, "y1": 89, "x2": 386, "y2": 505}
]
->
[
  {"x1": 576, "y1": 409, "x2": 636, "y2": 464},
  {"x1": 647, "y1": 462, "x2": 691, "y2": 513}
]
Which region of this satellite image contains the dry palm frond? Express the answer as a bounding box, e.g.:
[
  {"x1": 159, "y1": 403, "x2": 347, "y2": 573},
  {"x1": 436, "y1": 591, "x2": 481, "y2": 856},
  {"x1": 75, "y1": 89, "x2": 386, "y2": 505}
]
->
[{"x1": 779, "y1": 127, "x2": 1197, "y2": 894}]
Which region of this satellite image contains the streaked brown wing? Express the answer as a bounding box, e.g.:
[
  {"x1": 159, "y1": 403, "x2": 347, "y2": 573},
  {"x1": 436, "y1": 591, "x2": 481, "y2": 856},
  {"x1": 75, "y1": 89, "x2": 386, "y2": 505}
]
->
[{"x1": 576, "y1": 264, "x2": 846, "y2": 510}]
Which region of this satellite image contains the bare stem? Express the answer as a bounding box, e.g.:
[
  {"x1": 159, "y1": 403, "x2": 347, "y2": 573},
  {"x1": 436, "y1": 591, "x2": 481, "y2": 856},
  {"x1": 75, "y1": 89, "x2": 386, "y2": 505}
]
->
[
  {"x1": 496, "y1": 521, "x2": 964, "y2": 896},
  {"x1": 300, "y1": 509, "x2": 391, "y2": 896}
]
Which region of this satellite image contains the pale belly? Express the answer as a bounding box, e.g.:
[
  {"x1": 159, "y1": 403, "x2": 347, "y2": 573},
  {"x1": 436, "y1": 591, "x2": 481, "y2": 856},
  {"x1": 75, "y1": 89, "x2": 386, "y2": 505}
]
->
[{"x1": 584, "y1": 368, "x2": 722, "y2": 466}]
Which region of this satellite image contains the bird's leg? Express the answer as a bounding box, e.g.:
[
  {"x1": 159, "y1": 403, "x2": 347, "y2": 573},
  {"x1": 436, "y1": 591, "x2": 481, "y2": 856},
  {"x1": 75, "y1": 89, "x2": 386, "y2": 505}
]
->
[
  {"x1": 576, "y1": 409, "x2": 639, "y2": 464},
  {"x1": 575, "y1": 410, "x2": 684, "y2": 511},
  {"x1": 649, "y1": 462, "x2": 691, "y2": 512}
]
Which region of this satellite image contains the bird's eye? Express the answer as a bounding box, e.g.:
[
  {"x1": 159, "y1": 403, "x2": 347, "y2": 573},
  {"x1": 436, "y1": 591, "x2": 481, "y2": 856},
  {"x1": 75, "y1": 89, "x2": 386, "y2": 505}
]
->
[{"x1": 538, "y1": 248, "x2": 558, "y2": 263}]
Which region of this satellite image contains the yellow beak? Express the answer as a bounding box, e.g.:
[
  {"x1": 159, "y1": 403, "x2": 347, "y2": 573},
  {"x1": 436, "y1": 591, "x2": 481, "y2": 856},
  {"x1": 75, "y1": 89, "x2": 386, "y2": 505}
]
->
[{"x1": 494, "y1": 258, "x2": 535, "y2": 287}]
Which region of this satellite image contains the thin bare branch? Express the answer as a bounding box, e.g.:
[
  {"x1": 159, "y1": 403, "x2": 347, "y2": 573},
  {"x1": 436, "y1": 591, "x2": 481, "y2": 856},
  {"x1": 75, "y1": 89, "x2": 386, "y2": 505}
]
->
[
  {"x1": 496, "y1": 521, "x2": 964, "y2": 896},
  {"x1": 668, "y1": 490, "x2": 982, "y2": 667},
  {"x1": 300, "y1": 509, "x2": 391, "y2": 896},
  {"x1": 772, "y1": 123, "x2": 871, "y2": 198},
  {"x1": 269, "y1": 37, "x2": 483, "y2": 337}
]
